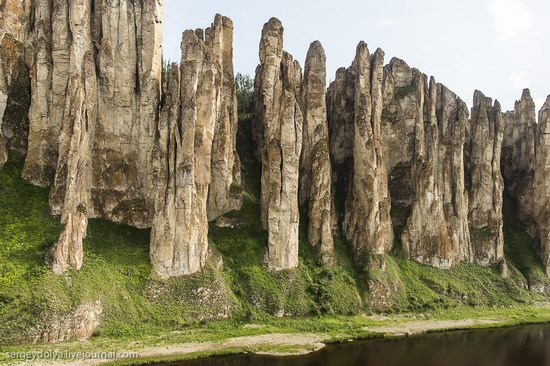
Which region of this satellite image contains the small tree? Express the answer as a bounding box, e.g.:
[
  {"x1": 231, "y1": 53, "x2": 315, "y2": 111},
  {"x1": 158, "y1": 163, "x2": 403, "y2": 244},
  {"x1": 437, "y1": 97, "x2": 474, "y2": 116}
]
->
[{"x1": 235, "y1": 73, "x2": 254, "y2": 120}]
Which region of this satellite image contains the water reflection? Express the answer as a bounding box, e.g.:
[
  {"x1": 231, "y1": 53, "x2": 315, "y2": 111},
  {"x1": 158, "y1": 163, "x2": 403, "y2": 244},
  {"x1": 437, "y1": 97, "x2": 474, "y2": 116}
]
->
[{"x1": 155, "y1": 324, "x2": 550, "y2": 366}]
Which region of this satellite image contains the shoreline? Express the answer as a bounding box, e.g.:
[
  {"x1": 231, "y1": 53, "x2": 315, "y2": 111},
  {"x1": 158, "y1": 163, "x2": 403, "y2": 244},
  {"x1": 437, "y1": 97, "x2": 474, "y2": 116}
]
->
[{"x1": 3, "y1": 305, "x2": 550, "y2": 366}]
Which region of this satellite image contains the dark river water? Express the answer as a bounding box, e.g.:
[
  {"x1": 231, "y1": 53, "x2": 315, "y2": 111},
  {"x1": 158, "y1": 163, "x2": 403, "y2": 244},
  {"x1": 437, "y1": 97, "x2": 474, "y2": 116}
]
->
[{"x1": 155, "y1": 324, "x2": 550, "y2": 366}]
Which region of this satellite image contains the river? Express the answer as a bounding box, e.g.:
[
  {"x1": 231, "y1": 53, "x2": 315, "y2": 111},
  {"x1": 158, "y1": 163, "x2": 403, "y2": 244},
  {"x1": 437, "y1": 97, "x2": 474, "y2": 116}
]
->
[{"x1": 155, "y1": 324, "x2": 550, "y2": 366}]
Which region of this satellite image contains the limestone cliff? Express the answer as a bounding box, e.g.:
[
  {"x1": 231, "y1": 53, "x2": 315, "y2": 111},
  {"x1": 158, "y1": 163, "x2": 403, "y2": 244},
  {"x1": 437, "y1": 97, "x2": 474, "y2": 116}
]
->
[
  {"x1": 300, "y1": 41, "x2": 334, "y2": 264},
  {"x1": 380, "y1": 58, "x2": 471, "y2": 268},
  {"x1": 534, "y1": 96, "x2": 550, "y2": 274},
  {"x1": 0, "y1": 0, "x2": 31, "y2": 168},
  {"x1": 254, "y1": 18, "x2": 303, "y2": 271},
  {"x1": 23, "y1": 0, "x2": 163, "y2": 230},
  {"x1": 343, "y1": 44, "x2": 393, "y2": 268},
  {"x1": 150, "y1": 15, "x2": 240, "y2": 277},
  {"x1": 207, "y1": 16, "x2": 243, "y2": 221},
  {"x1": 466, "y1": 91, "x2": 505, "y2": 267},
  {"x1": 49, "y1": 1, "x2": 98, "y2": 274},
  {"x1": 501, "y1": 89, "x2": 537, "y2": 237}
]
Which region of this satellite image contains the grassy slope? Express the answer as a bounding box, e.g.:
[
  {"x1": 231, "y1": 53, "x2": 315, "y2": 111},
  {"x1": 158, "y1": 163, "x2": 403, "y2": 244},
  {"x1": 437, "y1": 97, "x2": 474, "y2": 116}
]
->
[{"x1": 0, "y1": 134, "x2": 549, "y2": 357}]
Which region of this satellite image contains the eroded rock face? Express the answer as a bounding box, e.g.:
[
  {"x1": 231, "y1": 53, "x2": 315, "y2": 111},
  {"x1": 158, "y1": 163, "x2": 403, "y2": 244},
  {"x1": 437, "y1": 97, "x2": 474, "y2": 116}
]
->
[
  {"x1": 33, "y1": 301, "x2": 103, "y2": 344},
  {"x1": 0, "y1": 0, "x2": 31, "y2": 168},
  {"x1": 466, "y1": 91, "x2": 505, "y2": 266},
  {"x1": 343, "y1": 44, "x2": 393, "y2": 267},
  {"x1": 327, "y1": 67, "x2": 355, "y2": 179},
  {"x1": 254, "y1": 18, "x2": 303, "y2": 271},
  {"x1": 207, "y1": 16, "x2": 243, "y2": 221},
  {"x1": 48, "y1": 0, "x2": 97, "y2": 274},
  {"x1": 300, "y1": 41, "x2": 334, "y2": 264},
  {"x1": 436, "y1": 85, "x2": 472, "y2": 264},
  {"x1": 502, "y1": 89, "x2": 536, "y2": 236},
  {"x1": 151, "y1": 15, "x2": 240, "y2": 277},
  {"x1": 23, "y1": 0, "x2": 163, "y2": 230},
  {"x1": 534, "y1": 96, "x2": 550, "y2": 274},
  {"x1": 380, "y1": 58, "x2": 470, "y2": 268}
]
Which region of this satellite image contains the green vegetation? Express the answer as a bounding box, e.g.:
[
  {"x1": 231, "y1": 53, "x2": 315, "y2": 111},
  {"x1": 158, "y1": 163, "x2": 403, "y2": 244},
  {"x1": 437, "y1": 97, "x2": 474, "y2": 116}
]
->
[
  {"x1": 1, "y1": 143, "x2": 550, "y2": 363},
  {"x1": 236, "y1": 73, "x2": 254, "y2": 120},
  {"x1": 394, "y1": 83, "x2": 417, "y2": 99},
  {"x1": 503, "y1": 194, "x2": 550, "y2": 290}
]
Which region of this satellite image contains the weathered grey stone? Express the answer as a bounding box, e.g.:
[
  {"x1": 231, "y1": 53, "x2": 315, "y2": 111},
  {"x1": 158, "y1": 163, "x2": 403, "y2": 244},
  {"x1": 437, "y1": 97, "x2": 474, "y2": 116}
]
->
[
  {"x1": 436, "y1": 85, "x2": 472, "y2": 263},
  {"x1": 343, "y1": 44, "x2": 393, "y2": 267},
  {"x1": 380, "y1": 58, "x2": 470, "y2": 268},
  {"x1": 90, "y1": 0, "x2": 163, "y2": 229},
  {"x1": 150, "y1": 29, "x2": 211, "y2": 278},
  {"x1": 207, "y1": 15, "x2": 243, "y2": 221},
  {"x1": 23, "y1": 0, "x2": 56, "y2": 186},
  {"x1": 534, "y1": 96, "x2": 550, "y2": 274},
  {"x1": 466, "y1": 91, "x2": 505, "y2": 267},
  {"x1": 49, "y1": 0, "x2": 97, "y2": 274},
  {"x1": 254, "y1": 18, "x2": 303, "y2": 271},
  {"x1": 400, "y1": 76, "x2": 456, "y2": 268},
  {"x1": 150, "y1": 15, "x2": 240, "y2": 277},
  {"x1": 502, "y1": 89, "x2": 536, "y2": 237},
  {"x1": 300, "y1": 41, "x2": 334, "y2": 264},
  {"x1": 0, "y1": 0, "x2": 31, "y2": 168}
]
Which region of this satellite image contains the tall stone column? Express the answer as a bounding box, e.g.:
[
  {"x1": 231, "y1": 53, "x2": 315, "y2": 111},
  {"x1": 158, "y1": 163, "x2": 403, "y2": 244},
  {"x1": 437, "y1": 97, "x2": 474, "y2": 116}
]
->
[
  {"x1": 254, "y1": 18, "x2": 303, "y2": 271},
  {"x1": 534, "y1": 96, "x2": 550, "y2": 274},
  {"x1": 467, "y1": 91, "x2": 505, "y2": 267},
  {"x1": 343, "y1": 44, "x2": 393, "y2": 267},
  {"x1": 300, "y1": 41, "x2": 334, "y2": 264}
]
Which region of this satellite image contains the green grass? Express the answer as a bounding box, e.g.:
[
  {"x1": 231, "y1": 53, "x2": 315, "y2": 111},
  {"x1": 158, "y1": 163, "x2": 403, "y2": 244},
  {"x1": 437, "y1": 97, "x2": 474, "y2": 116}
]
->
[
  {"x1": 1, "y1": 155, "x2": 550, "y2": 361},
  {"x1": 503, "y1": 193, "x2": 550, "y2": 291}
]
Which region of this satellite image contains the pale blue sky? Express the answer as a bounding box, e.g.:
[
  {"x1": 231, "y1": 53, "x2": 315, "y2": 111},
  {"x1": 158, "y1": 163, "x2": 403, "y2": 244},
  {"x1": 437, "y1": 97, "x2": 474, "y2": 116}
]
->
[{"x1": 163, "y1": 0, "x2": 550, "y2": 112}]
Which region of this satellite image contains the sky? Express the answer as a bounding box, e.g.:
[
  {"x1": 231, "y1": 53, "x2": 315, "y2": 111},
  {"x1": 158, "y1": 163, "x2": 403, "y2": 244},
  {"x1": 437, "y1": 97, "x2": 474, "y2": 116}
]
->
[{"x1": 163, "y1": 0, "x2": 550, "y2": 112}]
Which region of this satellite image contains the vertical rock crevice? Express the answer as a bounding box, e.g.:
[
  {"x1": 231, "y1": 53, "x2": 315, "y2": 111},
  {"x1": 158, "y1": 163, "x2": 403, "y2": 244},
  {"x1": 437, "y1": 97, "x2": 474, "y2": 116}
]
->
[
  {"x1": 0, "y1": 0, "x2": 32, "y2": 169},
  {"x1": 49, "y1": 0, "x2": 98, "y2": 274},
  {"x1": 534, "y1": 96, "x2": 550, "y2": 274},
  {"x1": 466, "y1": 91, "x2": 505, "y2": 268},
  {"x1": 343, "y1": 44, "x2": 393, "y2": 268},
  {"x1": 150, "y1": 15, "x2": 240, "y2": 277},
  {"x1": 501, "y1": 89, "x2": 536, "y2": 236}
]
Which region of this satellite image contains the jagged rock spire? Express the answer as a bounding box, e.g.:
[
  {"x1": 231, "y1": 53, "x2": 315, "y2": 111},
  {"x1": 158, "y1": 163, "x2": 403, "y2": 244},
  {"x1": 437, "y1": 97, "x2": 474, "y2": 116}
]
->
[
  {"x1": 151, "y1": 15, "x2": 239, "y2": 277},
  {"x1": 343, "y1": 44, "x2": 393, "y2": 267},
  {"x1": 379, "y1": 58, "x2": 471, "y2": 268},
  {"x1": 534, "y1": 96, "x2": 550, "y2": 274},
  {"x1": 254, "y1": 18, "x2": 303, "y2": 271},
  {"x1": 502, "y1": 89, "x2": 537, "y2": 237},
  {"x1": 467, "y1": 91, "x2": 505, "y2": 267},
  {"x1": 49, "y1": 0, "x2": 98, "y2": 274},
  {"x1": 300, "y1": 41, "x2": 334, "y2": 264}
]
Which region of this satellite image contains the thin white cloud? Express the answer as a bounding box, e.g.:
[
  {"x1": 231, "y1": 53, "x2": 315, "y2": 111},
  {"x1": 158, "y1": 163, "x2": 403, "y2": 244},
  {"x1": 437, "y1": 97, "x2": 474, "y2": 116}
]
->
[{"x1": 487, "y1": 0, "x2": 534, "y2": 40}]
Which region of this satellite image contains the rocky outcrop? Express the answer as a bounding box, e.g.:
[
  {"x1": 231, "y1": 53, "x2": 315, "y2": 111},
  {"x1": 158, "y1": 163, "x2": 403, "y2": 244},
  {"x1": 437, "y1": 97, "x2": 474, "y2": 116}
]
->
[
  {"x1": 300, "y1": 41, "x2": 334, "y2": 264},
  {"x1": 343, "y1": 44, "x2": 393, "y2": 267},
  {"x1": 436, "y1": 85, "x2": 472, "y2": 263},
  {"x1": 254, "y1": 18, "x2": 303, "y2": 271},
  {"x1": 32, "y1": 301, "x2": 103, "y2": 344},
  {"x1": 151, "y1": 15, "x2": 240, "y2": 278},
  {"x1": 466, "y1": 91, "x2": 505, "y2": 267},
  {"x1": 0, "y1": 0, "x2": 31, "y2": 168},
  {"x1": 15, "y1": 0, "x2": 163, "y2": 273},
  {"x1": 502, "y1": 89, "x2": 536, "y2": 236},
  {"x1": 534, "y1": 96, "x2": 550, "y2": 274},
  {"x1": 23, "y1": 0, "x2": 57, "y2": 186},
  {"x1": 207, "y1": 16, "x2": 243, "y2": 221},
  {"x1": 48, "y1": 0, "x2": 97, "y2": 274},
  {"x1": 23, "y1": 0, "x2": 163, "y2": 230},
  {"x1": 380, "y1": 58, "x2": 470, "y2": 268}
]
